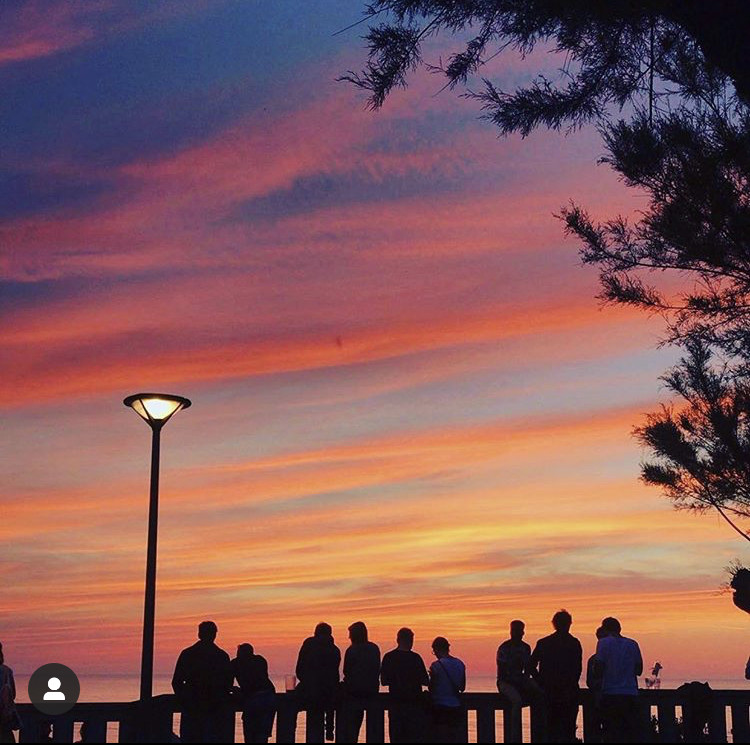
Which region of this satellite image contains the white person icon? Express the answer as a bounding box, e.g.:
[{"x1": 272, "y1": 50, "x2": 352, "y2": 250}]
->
[{"x1": 43, "y1": 676, "x2": 65, "y2": 700}]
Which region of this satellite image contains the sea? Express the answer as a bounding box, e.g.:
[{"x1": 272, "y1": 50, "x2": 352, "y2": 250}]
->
[{"x1": 12, "y1": 674, "x2": 750, "y2": 742}]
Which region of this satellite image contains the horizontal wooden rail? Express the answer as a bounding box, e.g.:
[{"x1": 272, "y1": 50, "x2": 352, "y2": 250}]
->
[{"x1": 14, "y1": 688, "x2": 750, "y2": 742}]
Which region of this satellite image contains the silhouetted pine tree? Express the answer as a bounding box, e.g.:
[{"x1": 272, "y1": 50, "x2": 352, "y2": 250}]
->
[
  {"x1": 345, "y1": 1, "x2": 750, "y2": 541},
  {"x1": 635, "y1": 341, "x2": 750, "y2": 542}
]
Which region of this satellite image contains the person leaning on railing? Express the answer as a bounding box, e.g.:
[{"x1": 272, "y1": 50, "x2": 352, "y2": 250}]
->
[
  {"x1": 341, "y1": 622, "x2": 381, "y2": 744},
  {"x1": 428, "y1": 636, "x2": 466, "y2": 744},
  {"x1": 380, "y1": 627, "x2": 429, "y2": 744},
  {"x1": 294, "y1": 622, "x2": 341, "y2": 742},
  {"x1": 594, "y1": 617, "x2": 643, "y2": 744},
  {"x1": 232, "y1": 643, "x2": 276, "y2": 744}
]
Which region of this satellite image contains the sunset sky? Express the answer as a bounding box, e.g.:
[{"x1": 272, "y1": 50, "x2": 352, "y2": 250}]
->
[{"x1": 2, "y1": 0, "x2": 748, "y2": 696}]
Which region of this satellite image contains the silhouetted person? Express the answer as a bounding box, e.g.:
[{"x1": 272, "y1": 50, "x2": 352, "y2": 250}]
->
[
  {"x1": 585, "y1": 626, "x2": 610, "y2": 744},
  {"x1": 529, "y1": 609, "x2": 582, "y2": 743},
  {"x1": 381, "y1": 627, "x2": 429, "y2": 743},
  {"x1": 172, "y1": 621, "x2": 233, "y2": 743},
  {"x1": 496, "y1": 620, "x2": 543, "y2": 743},
  {"x1": 295, "y1": 622, "x2": 341, "y2": 741},
  {"x1": 342, "y1": 621, "x2": 381, "y2": 743},
  {"x1": 429, "y1": 636, "x2": 466, "y2": 744},
  {"x1": 0, "y1": 643, "x2": 20, "y2": 745},
  {"x1": 232, "y1": 643, "x2": 276, "y2": 744},
  {"x1": 586, "y1": 626, "x2": 609, "y2": 694},
  {"x1": 676, "y1": 681, "x2": 712, "y2": 742},
  {"x1": 596, "y1": 617, "x2": 642, "y2": 743}
]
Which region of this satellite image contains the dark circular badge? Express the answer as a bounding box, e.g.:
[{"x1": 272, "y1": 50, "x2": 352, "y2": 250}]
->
[{"x1": 28, "y1": 663, "x2": 80, "y2": 715}]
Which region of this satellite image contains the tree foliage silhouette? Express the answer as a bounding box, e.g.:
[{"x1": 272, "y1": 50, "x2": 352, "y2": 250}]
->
[
  {"x1": 636, "y1": 342, "x2": 750, "y2": 541},
  {"x1": 343, "y1": 1, "x2": 750, "y2": 120},
  {"x1": 345, "y1": 1, "x2": 750, "y2": 539}
]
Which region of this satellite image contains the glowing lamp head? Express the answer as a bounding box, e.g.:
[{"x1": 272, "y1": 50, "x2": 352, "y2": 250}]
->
[{"x1": 124, "y1": 393, "x2": 191, "y2": 428}]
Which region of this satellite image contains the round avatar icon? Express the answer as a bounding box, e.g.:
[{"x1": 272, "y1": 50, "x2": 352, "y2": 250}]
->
[{"x1": 28, "y1": 663, "x2": 80, "y2": 715}]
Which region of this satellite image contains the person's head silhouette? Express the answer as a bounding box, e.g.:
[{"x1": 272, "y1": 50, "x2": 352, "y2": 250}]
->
[
  {"x1": 552, "y1": 609, "x2": 572, "y2": 633},
  {"x1": 601, "y1": 617, "x2": 622, "y2": 636},
  {"x1": 237, "y1": 643, "x2": 254, "y2": 658},
  {"x1": 396, "y1": 627, "x2": 414, "y2": 650},
  {"x1": 314, "y1": 622, "x2": 332, "y2": 638},
  {"x1": 198, "y1": 620, "x2": 218, "y2": 642},
  {"x1": 348, "y1": 621, "x2": 368, "y2": 644},
  {"x1": 510, "y1": 620, "x2": 525, "y2": 641},
  {"x1": 432, "y1": 636, "x2": 450, "y2": 659}
]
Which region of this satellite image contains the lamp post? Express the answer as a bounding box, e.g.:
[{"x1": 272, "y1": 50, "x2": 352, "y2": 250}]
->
[{"x1": 124, "y1": 393, "x2": 191, "y2": 705}]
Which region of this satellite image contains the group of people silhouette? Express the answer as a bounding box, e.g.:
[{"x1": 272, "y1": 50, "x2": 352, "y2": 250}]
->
[
  {"x1": 169, "y1": 609, "x2": 643, "y2": 744},
  {"x1": 496, "y1": 612, "x2": 643, "y2": 744}
]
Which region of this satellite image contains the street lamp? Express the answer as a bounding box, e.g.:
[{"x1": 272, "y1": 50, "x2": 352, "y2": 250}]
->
[{"x1": 124, "y1": 392, "x2": 191, "y2": 705}]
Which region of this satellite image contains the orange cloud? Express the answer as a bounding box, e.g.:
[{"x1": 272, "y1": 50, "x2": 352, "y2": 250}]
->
[{"x1": 1, "y1": 290, "x2": 651, "y2": 407}]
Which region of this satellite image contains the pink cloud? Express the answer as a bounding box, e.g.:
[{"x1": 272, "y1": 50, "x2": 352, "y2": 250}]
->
[
  {"x1": 1, "y1": 57, "x2": 631, "y2": 282},
  {"x1": 0, "y1": 0, "x2": 214, "y2": 65}
]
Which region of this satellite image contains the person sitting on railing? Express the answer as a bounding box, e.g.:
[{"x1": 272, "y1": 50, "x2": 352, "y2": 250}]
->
[
  {"x1": 595, "y1": 617, "x2": 643, "y2": 744},
  {"x1": 171, "y1": 621, "x2": 233, "y2": 744},
  {"x1": 381, "y1": 627, "x2": 429, "y2": 744},
  {"x1": 428, "y1": 636, "x2": 466, "y2": 744},
  {"x1": 529, "y1": 609, "x2": 583, "y2": 744},
  {"x1": 295, "y1": 622, "x2": 341, "y2": 742},
  {"x1": 496, "y1": 620, "x2": 543, "y2": 743},
  {"x1": 342, "y1": 621, "x2": 381, "y2": 743},
  {"x1": 232, "y1": 643, "x2": 276, "y2": 744}
]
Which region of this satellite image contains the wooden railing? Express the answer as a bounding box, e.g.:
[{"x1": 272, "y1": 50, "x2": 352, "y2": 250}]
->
[{"x1": 14, "y1": 688, "x2": 750, "y2": 742}]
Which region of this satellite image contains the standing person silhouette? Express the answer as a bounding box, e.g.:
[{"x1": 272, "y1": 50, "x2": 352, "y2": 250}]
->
[
  {"x1": 596, "y1": 617, "x2": 643, "y2": 743},
  {"x1": 428, "y1": 636, "x2": 466, "y2": 744},
  {"x1": 172, "y1": 621, "x2": 233, "y2": 743},
  {"x1": 585, "y1": 626, "x2": 610, "y2": 743},
  {"x1": 380, "y1": 627, "x2": 429, "y2": 743},
  {"x1": 232, "y1": 643, "x2": 276, "y2": 744},
  {"x1": 295, "y1": 623, "x2": 341, "y2": 741},
  {"x1": 0, "y1": 643, "x2": 21, "y2": 745},
  {"x1": 529, "y1": 610, "x2": 582, "y2": 743},
  {"x1": 342, "y1": 621, "x2": 381, "y2": 743},
  {"x1": 496, "y1": 620, "x2": 543, "y2": 743}
]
